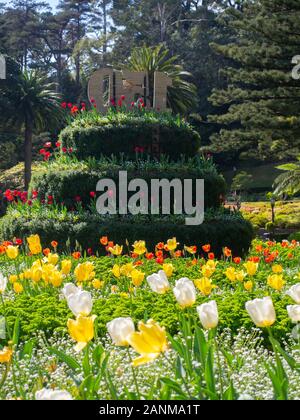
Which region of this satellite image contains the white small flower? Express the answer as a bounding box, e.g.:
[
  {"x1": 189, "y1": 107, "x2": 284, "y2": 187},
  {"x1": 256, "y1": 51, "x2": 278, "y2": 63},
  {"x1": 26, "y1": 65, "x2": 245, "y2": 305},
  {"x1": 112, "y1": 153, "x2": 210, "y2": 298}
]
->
[{"x1": 35, "y1": 389, "x2": 73, "y2": 400}]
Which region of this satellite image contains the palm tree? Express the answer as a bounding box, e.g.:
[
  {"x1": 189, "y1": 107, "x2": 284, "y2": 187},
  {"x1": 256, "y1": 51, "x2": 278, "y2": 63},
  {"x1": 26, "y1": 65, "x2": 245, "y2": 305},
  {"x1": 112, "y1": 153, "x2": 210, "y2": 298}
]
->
[
  {"x1": 0, "y1": 67, "x2": 62, "y2": 189},
  {"x1": 123, "y1": 45, "x2": 198, "y2": 114},
  {"x1": 273, "y1": 157, "x2": 300, "y2": 197}
]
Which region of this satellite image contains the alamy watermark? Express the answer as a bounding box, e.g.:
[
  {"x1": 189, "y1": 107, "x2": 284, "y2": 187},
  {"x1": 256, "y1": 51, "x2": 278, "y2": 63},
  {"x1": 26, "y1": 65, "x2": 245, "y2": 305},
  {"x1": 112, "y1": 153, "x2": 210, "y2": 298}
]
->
[
  {"x1": 95, "y1": 171, "x2": 205, "y2": 226},
  {"x1": 291, "y1": 55, "x2": 300, "y2": 80},
  {"x1": 0, "y1": 54, "x2": 6, "y2": 79}
]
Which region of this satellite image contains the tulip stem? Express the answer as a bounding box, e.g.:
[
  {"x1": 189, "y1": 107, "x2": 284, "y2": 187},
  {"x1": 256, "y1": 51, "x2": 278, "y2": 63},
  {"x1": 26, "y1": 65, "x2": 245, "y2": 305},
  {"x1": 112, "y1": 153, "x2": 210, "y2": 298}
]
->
[
  {"x1": 126, "y1": 348, "x2": 141, "y2": 400},
  {"x1": 214, "y1": 336, "x2": 224, "y2": 399}
]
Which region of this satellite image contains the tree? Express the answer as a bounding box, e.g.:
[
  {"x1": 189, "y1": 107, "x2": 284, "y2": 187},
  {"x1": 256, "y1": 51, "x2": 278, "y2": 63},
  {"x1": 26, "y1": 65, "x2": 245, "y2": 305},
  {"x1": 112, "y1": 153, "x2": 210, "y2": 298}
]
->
[
  {"x1": 0, "y1": 65, "x2": 62, "y2": 189},
  {"x1": 124, "y1": 45, "x2": 198, "y2": 114},
  {"x1": 273, "y1": 157, "x2": 300, "y2": 197},
  {"x1": 207, "y1": 0, "x2": 300, "y2": 162}
]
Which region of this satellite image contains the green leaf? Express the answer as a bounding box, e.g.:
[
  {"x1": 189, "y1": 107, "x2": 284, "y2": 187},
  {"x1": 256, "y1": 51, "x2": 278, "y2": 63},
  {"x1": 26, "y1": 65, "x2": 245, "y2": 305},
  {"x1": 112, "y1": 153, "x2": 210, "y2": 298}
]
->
[{"x1": 48, "y1": 347, "x2": 81, "y2": 372}]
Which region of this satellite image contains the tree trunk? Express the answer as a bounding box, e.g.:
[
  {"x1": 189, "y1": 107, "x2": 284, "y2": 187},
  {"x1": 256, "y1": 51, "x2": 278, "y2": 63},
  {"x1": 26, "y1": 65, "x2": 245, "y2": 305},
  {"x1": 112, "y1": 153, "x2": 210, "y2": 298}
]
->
[{"x1": 24, "y1": 117, "x2": 33, "y2": 191}]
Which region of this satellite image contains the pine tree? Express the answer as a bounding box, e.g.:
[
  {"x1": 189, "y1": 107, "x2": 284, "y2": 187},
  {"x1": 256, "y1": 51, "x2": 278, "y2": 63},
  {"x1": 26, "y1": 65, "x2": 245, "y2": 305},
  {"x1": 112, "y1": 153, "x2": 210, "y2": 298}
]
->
[{"x1": 207, "y1": 0, "x2": 300, "y2": 161}]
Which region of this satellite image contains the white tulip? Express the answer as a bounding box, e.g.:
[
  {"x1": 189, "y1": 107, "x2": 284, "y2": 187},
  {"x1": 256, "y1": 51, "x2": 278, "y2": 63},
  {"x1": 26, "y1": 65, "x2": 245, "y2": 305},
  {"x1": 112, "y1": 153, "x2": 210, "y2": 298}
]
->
[
  {"x1": 173, "y1": 278, "x2": 196, "y2": 308},
  {"x1": 197, "y1": 300, "x2": 219, "y2": 330},
  {"x1": 286, "y1": 284, "x2": 300, "y2": 304},
  {"x1": 287, "y1": 305, "x2": 300, "y2": 323},
  {"x1": 0, "y1": 273, "x2": 7, "y2": 293},
  {"x1": 107, "y1": 317, "x2": 135, "y2": 346},
  {"x1": 67, "y1": 290, "x2": 93, "y2": 316},
  {"x1": 62, "y1": 283, "x2": 80, "y2": 300},
  {"x1": 147, "y1": 270, "x2": 170, "y2": 294},
  {"x1": 245, "y1": 296, "x2": 276, "y2": 328},
  {"x1": 35, "y1": 389, "x2": 73, "y2": 400}
]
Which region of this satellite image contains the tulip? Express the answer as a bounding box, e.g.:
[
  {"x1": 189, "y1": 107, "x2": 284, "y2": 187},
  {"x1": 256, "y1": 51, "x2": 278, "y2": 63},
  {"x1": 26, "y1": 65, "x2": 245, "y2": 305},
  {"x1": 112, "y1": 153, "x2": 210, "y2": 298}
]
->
[
  {"x1": 47, "y1": 253, "x2": 59, "y2": 265},
  {"x1": 267, "y1": 274, "x2": 285, "y2": 291},
  {"x1": 120, "y1": 263, "x2": 134, "y2": 277},
  {"x1": 194, "y1": 277, "x2": 216, "y2": 296},
  {"x1": 286, "y1": 284, "x2": 300, "y2": 304},
  {"x1": 225, "y1": 267, "x2": 236, "y2": 282},
  {"x1": 272, "y1": 264, "x2": 283, "y2": 274},
  {"x1": 287, "y1": 305, "x2": 300, "y2": 323},
  {"x1": 0, "y1": 347, "x2": 12, "y2": 363},
  {"x1": 108, "y1": 244, "x2": 123, "y2": 256},
  {"x1": 236, "y1": 270, "x2": 247, "y2": 282},
  {"x1": 13, "y1": 282, "x2": 23, "y2": 294},
  {"x1": 128, "y1": 319, "x2": 168, "y2": 366},
  {"x1": 197, "y1": 300, "x2": 219, "y2": 330},
  {"x1": 243, "y1": 261, "x2": 258, "y2": 276},
  {"x1": 50, "y1": 270, "x2": 64, "y2": 288},
  {"x1": 173, "y1": 278, "x2": 196, "y2": 308},
  {"x1": 112, "y1": 264, "x2": 121, "y2": 278},
  {"x1": 67, "y1": 290, "x2": 93, "y2": 316},
  {"x1": 147, "y1": 271, "x2": 170, "y2": 294},
  {"x1": 92, "y1": 279, "x2": 104, "y2": 289},
  {"x1": 6, "y1": 245, "x2": 19, "y2": 260},
  {"x1": 107, "y1": 317, "x2": 135, "y2": 346},
  {"x1": 245, "y1": 297, "x2": 276, "y2": 328},
  {"x1": 162, "y1": 263, "x2": 174, "y2": 278},
  {"x1": 166, "y1": 237, "x2": 178, "y2": 252},
  {"x1": 62, "y1": 283, "x2": 80, "y2": 300},
  {"x1": 244, "y1": 280, "x2": 253, "y2": 291},
  {"x1": 67, "y1": 314, "x2": 96, "y2": 352},
  {"x1": 74, "y1": 262, "x2": 95, "y2": 282},
  {"x1": 35, "y1": 389, "x2": 73, "y2": 400},
  {"x1": 130, "y1": 269, "x2": 145, "y2": 287},
  {"x1": 31, "y1": 266, "x2": 43, "y2": 283},
  {"x1": 27, "y1": 234, "x2": 42, "y2": 255},
  {"x1": 133, "y1": 241, "x2": 147, "y2": 256},
  {"x1": 0, "y1": 273, "x2": 7, "y2": 293},
  {"x1": 61, "y1": 260, "x2": 72, "y2": 275}
]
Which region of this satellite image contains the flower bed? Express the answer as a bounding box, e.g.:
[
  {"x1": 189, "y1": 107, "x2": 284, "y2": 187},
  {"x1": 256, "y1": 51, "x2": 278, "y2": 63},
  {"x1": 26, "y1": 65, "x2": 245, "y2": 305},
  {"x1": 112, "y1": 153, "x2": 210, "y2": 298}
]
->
[{"x1": 0, "y1": 235, "x2": 300, "y2": 400}]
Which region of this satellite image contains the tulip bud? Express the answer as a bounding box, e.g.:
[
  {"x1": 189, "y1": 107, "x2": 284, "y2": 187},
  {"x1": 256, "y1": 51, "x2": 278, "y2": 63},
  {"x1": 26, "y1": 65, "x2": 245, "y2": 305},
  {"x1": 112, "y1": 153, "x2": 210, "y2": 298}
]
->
[
  {"x1": 245, "y1": 297, "x2": 276, "y2": 328},
  {"x1": 147, "y1": 271, "x2": 170, "y2": 294},
  {"x1": 197, "y1": 300, "x2": 219, "y2": 330},
  {"x1": 286, "y1": 283, "x2": 300, "y2": 304},
  {"x1": 287, "y1": 305, "x2": 300, "y2": 323},
  {"x1": 107, "y1": 317, "x2": 135, "y2": 346},
  {"x1": 67, "y1": 290, "x2": 93, "y2": 316},
  {"x1": 173, "y1": 278, "x2": 196, "y2": 308}
]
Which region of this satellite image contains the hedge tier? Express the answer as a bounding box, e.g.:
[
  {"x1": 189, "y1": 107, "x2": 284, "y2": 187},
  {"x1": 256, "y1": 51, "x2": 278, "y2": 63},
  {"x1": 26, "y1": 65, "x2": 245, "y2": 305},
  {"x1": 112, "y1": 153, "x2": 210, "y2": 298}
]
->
[
  {"x1": 59, "y1": 122, "x2": 201, "y2": 160},
  {"x1": 30, "y1": 166, "x2": 226, "y2": 210},
  {"x1": 0, "y1": 211, "x2": 254, "y2": 257}
]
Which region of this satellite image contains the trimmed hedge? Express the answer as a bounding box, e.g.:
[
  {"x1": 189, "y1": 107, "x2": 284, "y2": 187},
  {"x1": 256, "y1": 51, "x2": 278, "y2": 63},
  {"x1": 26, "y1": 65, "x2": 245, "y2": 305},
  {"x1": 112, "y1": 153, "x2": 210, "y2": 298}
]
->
[
  {"x1": 59, "y1": 115, "x2": 201, "y2": 160},
  {"x1": 30, "y1": 165, "x2": 226, "y2": 210},
  {"x1": 0, "y1": 209, "x2": 254, "y2": 257}
]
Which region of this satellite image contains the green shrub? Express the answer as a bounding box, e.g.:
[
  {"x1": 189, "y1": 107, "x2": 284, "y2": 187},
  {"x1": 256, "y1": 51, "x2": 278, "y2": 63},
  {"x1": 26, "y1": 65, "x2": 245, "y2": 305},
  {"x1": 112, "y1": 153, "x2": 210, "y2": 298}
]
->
[
  {"x1": 0, "y1": 207, "x2": 254, "y2": 257},
  {"x1": 59, "y1": 111, "x2": 201, "y2": 160},
  {"x1": 30, "y1": 159, "x2": 226, "y2": 210},
  {"x1": 288, "y1": 231, "x2": 300, "y2": 241},
  {"x1": 0, "y1": 289, "x2": 292, "y2": 344}
]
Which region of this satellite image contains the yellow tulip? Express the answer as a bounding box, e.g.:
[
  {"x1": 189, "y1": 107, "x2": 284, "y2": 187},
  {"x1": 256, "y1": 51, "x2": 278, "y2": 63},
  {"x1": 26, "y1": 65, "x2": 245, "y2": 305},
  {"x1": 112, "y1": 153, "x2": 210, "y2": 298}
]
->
[
  {"x1": 130, "y1": 269, "x2": 145, "y2": 287},
  {"x1": 133, "y1": 241, "x2": 147, "y2": 256},
  {"x1": 128, "y1": 319, "x2": 168, "y2": 367},
  {"x1": 74, "y1": 262, "x2": 95, "y2": 282},
  {"x1": 67, "y1": 314, "x2": 96, "y2": 352},
  {"x1": 243, "y1": 261, "x2": 258, "y2": 277},
  {"x1": 162, "y1": 263, "x2": 174, "y2": 278},
  {"x1": 112, "y1": 264, "x2": 121, "y2": 278},
  {"x1": 50, "y1": 271, "x2": 64, "y2": 288},
  {"x1": 6, "y1": 246, "x2": 19, "y2": 260},
  {"x1": 166, "y1": 238, "x2": 178, "y2": 252},
  {"x1": 206, "y1": 260, "x2": 218, "y2": 269},
  {"x1": 31, "y1": 267, "x2": 43, "y2": 283},
  {"x1": 47, "y1": 253, "x2": 59, "y2": 265},
  {"x1": 61, "y1": 260, "x2": 72, "y2": 276},
  {"x1": 41, "y1": 264, "x2": 56, "y2": 283},
  {"x1": 27, "y1": 234, "x2": 42, "y2": 255},
  {"x1": 272, "y1": 264, "x2": 283, "y2": 274},
  {"x1": 120, "y1": 263, "x2": 134, "y2": 277},
  {"x1": 244, "y1": 281, "x2": 253, "y2": 291},
  {"x1": 9, "y1": 275, "x2": 18, "y2": 284},
  {"x1": 108, "y1": 244, "x2": 123, "y2": 256},
  {"x1": 267, "y1": 274, "x2": 285, "y2": 291},
  {"x1": 0, "y1": 347, "x2": 13, "y2": 363},
  {"x1": 184, "y1": 246, "x2": 197, "y2": 255},
  {"x1": 225, "y1": 267, "x2": 236, "y2": 282},
  {"x1": 92, "y1": 279, "x2": 104, "y2": 290},
  {"x1": 202, "y1": 264, "x2": 215, "y2": 279},
  {"x1": 24, "y1": 269, "x2": 32, "y2": 280},
  {"x1": 13, "y1": 282, "x2": 23, "y2": 294},
  {"x1": 236, "y1": 270, "x2": 247, "y2": 282},
  {"x1": 194, "y1": 278, "x2": 216, "y2": 296}
]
